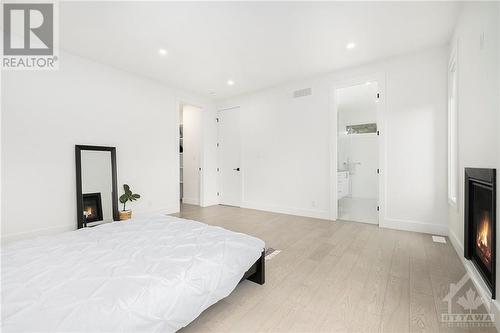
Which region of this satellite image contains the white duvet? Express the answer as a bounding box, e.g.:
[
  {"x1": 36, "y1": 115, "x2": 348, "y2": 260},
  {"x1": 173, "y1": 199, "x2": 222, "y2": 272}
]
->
[{"x1": 1, "y1": 215, "x2": 265, "y2": 332}]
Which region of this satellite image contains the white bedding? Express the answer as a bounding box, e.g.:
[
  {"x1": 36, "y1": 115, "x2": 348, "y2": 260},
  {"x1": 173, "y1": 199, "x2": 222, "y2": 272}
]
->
[{"x1": 1, "y1": 215, "x2": 265, "y2": 332}]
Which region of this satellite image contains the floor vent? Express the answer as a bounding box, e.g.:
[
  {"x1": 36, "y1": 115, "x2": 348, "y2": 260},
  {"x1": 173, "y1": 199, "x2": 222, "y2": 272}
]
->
[
  {"x1": 293, "y1": 87, "x2": 312, "y2": 98},
  {"x1": 432, "y1": 235, "x2": 446, "y2": 243}
]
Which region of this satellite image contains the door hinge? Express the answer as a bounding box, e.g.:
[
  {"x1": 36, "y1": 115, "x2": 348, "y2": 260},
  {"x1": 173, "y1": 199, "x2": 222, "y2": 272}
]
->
[
  {"x1": 377, "y1": 168, "x2": 380, "y2": 174},
  {"x1": 376, "y1": 92, "x2": 380, "y2": 99},
  {"x1": 377, "y1": 206, "x2": 380, "y2": 211},
  {"x1": 216, "y1": 167, "x2": 220, "y2": 172},
  {"x1": 217, "y1": 192, "x2": 220, "y2": 196},
  {"x1": 199, "y1": 167, "x2": 202, "y2": 171},
  {"x1": 377, "y1": 130, "x2": 380, "y2": 136},
  {"x1": 216, "y1": 143, "x2": 219, "y2": 147},
  {"x1": 216, "y1": 118, "x2": 219, "y2": 123}
]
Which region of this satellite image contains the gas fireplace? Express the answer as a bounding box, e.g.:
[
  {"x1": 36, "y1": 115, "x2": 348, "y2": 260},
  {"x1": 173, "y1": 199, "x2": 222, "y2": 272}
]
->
[
  {"x1": 82, "y1": 192, "x2": 103, "y2": 224},
  {"x1": 464, "y1": 168, "x2": 496, "y2": 298}
]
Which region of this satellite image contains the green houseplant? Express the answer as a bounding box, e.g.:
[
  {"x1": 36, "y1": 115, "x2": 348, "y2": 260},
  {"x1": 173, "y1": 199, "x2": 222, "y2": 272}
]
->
[{"x1": 119, "y1": 184, "x2": 141, "y2": 220}]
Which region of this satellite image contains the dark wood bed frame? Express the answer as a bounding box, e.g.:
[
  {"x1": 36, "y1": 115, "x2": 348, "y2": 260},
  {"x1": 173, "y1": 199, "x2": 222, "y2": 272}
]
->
[{"x1": 240, "y1": 250, "x2": 265, "y2": 285}]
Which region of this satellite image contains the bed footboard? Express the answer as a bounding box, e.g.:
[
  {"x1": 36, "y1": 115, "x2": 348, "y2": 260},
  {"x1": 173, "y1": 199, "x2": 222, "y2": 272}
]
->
[{"x1": 240, "y1": 250, "x2": 265, "y2": 285}]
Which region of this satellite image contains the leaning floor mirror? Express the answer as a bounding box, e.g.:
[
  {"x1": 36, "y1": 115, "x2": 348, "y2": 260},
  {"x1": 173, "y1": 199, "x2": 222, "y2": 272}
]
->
[{"x1": 75, "y1": 145, "x2": 119, "y2": 229}]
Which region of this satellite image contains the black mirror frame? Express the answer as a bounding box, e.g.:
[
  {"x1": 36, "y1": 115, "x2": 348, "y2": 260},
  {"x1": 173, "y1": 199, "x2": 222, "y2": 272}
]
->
[{"x1": 75, "y1": 145, "x2": 119, "y2": 229}]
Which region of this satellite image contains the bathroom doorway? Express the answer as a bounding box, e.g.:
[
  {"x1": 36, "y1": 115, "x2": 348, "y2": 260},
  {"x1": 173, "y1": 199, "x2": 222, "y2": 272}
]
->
[{"x1": 336, "y1": 82, "x2": 379, "y2": 224}]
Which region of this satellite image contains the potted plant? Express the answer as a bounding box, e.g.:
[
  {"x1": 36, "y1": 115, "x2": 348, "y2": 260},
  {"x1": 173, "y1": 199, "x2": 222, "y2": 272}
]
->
[{"x1": 119, "y1": 184, "x2": 140, "y2": 220}]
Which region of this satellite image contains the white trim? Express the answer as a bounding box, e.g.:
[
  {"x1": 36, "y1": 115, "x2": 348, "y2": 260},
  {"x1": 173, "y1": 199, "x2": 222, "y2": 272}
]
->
[
  {"x1": 2, "y1": 206, "x2": 180, "y2": 244},
  {"x1": 1, "y1": 224, "x2": 75, "y2": 244},
  {"x1": 448, "y1": 228, "x2": 463, "y2": 255},
  {"x1": 124, "y1": 206, "x2": 179, "y2": 219},
  {"x1": 329, "y1": 72, "x2": 386, "y2": 225},
  {"x1": 448, "y1": 198, "x2": 458, "y2": 210},
  {"x1": 176, "y1": 100, "x2": 182, "y2": 210},
  {"x1": 447, "y1": 41, "x2": 459, "y2": 210},
  {"x1": 200, "y1": 200, "x2": 219, "y2": 207},
  {"x1": 241, "y1": 201, "x2": 330, "y2": 220},
  {"x1": 381, "y1": 218, "x2": 448, "y2": 236},
  {"x1": 491, "y1": 301, "x2": 500, "y2": 333}
]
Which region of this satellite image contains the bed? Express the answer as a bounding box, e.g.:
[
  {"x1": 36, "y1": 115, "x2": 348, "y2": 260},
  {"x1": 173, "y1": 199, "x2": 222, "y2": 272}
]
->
[{"x1": 1, "y1": 214, "x2": 265, "y2": 332}]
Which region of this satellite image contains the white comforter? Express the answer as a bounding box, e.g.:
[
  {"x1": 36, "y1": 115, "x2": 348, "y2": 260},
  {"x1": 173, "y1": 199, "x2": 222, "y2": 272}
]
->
[{"x1": 2, "y1": 215, "x2": 265, "y2": 332}]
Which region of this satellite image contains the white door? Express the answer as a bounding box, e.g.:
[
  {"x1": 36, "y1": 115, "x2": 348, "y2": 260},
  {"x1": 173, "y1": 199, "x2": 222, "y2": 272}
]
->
[{"x1": 218, "y1": 108, "x2": 242, "y2": 206}]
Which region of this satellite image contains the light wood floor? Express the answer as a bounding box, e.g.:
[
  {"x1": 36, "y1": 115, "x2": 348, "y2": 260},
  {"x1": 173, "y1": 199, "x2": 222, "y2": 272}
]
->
[{"x1": 175, "y1": 204, "x2": 496, "y2": 333}]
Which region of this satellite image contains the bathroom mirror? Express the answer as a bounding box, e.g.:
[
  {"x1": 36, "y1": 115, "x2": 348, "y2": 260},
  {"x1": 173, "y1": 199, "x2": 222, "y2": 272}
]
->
[{"x1": 75, "y1": 145, "x2": 118, "y2": 229}]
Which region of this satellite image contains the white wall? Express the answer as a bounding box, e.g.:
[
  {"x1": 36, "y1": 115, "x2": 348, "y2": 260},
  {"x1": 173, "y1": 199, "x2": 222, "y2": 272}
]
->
[
  {"x1": 447, "y1": 1, "x2": 499, "y2": 254},
  {"x1": 1, "y1": 51, "x2": 216, "y2": 242},
  {"x1": 182, "y1": 105, "x2": 202, "y2": 205},
  {"x1": 81, "y1": 150, "x2": 113, "y2": 222},
  {"x1": 218, "y1": 46, "x2": 449, "y2": 234},
  {"x1": 444, "y1": 1, "x2": 500, "y2": 323}
]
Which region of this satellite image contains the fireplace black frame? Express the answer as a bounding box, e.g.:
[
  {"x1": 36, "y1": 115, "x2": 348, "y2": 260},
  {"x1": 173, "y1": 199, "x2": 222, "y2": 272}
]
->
[{"x1": 464, "y1": 167, "x2": 496, "y2": 299}]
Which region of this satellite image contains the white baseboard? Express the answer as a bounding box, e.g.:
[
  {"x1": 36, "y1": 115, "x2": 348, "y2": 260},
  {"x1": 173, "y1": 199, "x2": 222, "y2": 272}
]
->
[
  {"x1": 448, "y1": 228, "x2": 463, "y2": 254},
  {"x1": 241, "y1": 201, "x2": 330, "y2": 220},
  {"x1": 182, "y1": 197, "x2": 200, "y2": 205},
  {"x1": 448, "y1": 229, "x2": 500, "y2": 333},
  {"x1": 1, "y1": 224, "x2": 75, "y2": 244},
  {"x1": 130, "y1": 206, "x2": 179, "y2": 218},
  {"x1": 200, "y1": 200, "x2": 219, "y2": 208},
  {"x1": 381, "y1": 217, "x2": 448, "y2": 235},
  {"x1": 492, "y1": 301, "x2": 500, "y2": 333},
  {"x1": 2, "y1": 207, "x2": 180, "y2": 245}
]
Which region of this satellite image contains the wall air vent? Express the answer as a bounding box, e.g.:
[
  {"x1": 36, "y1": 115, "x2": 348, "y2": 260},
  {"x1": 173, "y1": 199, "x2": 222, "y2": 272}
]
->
[{"x1": 292, "y1": 88, "x2": 312, "y2": 98}]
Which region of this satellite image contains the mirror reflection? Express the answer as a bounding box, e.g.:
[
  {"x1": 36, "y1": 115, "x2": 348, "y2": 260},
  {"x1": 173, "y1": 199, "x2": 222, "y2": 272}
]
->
[
  {"x1": 76, "y1": 145, "x2": 118, "y2": 229},
  {"x1": 81, "y1": 150, "x2": 113, "y2": 225}
]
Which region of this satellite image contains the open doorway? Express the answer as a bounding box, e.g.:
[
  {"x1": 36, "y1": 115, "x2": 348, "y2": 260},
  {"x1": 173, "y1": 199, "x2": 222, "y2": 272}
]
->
[
  {"x1": 336, "y1": 82, "x2": 379, "y2": 224},
  {"x1": 179, "y1": 104, "x2": 202, "y2": 205}
]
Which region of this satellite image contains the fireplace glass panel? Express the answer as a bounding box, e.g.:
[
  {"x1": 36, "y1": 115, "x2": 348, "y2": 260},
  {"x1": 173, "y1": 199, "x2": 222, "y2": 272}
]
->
[
  {"x1": 82, "y1": 193, "x2": 103, "y2": 223},
  {"x1": 472, "y1": 183, "x2": 493, "y2": 274}
]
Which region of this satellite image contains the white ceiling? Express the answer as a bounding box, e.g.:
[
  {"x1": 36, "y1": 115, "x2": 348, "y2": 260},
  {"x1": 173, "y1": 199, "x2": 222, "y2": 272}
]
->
[{"x1": 60, "y1": 2, "x2": 460, "y2": 100}]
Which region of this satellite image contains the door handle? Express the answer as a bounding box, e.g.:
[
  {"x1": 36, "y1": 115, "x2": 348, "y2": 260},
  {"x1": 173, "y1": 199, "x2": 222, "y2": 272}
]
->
[{"x1": 233, "y1": 168, "x2": 240, "y2": 171}]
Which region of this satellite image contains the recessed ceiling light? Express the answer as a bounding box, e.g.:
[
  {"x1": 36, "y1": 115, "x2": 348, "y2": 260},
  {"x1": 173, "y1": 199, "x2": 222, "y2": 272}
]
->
[
  {"x1": 227, "y1": 80, "x2": 235, "y2": 86},
  {"x1": 346, "y1": 42, "x2": 356, "y2": 50},
  {"x1": 158, "y1": 48, "x2": 168, "y2": 56}
]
